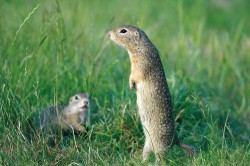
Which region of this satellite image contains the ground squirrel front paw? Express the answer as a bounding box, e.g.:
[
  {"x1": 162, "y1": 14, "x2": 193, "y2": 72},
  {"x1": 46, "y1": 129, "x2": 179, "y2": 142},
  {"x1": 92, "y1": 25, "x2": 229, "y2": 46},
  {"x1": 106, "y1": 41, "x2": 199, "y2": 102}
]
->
[
  {"x1": 75, "y1": 125, "x2": 87, "y2": 132},
  {"x1": 129, "y1": 79, "x2": 135, "y2": 90}
]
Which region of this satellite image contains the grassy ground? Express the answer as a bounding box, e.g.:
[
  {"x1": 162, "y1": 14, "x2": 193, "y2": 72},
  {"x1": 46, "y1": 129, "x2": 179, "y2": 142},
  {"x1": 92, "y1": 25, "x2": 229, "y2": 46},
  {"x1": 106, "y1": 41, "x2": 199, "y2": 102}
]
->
[{"x1": 0, "y1": 0, "x2": 250, "y2": 165}]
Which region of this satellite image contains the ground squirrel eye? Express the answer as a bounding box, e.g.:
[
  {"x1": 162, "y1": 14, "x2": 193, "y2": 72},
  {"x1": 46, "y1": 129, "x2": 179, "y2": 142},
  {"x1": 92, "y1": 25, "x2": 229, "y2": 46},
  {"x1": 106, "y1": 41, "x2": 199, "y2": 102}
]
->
[
  {"x1": 120, "y1": 29, "x2": 127, "y2": 34},
  {"x1": 75, "y1": 96, "x2": 79, "y2": 100}
]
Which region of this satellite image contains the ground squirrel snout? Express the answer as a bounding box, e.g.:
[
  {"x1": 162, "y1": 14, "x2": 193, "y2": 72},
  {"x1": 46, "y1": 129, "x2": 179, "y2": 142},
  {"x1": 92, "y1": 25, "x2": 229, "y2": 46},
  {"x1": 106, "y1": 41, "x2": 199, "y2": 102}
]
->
[
  {"x1": 109, "y1": 25, "x2": 196, "y2": 161},
  {"x1": 39, "y1": 93, "x2": 90, "y2": 134}
]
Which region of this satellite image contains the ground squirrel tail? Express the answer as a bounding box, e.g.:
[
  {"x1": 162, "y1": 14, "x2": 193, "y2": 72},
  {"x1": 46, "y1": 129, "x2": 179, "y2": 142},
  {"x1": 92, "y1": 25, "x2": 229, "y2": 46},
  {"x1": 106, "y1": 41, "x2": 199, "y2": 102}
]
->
[{"x1": 179, "y1": 143, "x2": 197, "y2": 156}]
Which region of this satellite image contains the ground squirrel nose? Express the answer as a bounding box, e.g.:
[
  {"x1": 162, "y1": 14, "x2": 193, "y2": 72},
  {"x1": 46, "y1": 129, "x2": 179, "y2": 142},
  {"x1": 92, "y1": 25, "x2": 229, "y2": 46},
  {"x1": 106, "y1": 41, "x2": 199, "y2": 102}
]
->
[{"x1": 84, "y1": 100, "x2": 88, "y2": 105}]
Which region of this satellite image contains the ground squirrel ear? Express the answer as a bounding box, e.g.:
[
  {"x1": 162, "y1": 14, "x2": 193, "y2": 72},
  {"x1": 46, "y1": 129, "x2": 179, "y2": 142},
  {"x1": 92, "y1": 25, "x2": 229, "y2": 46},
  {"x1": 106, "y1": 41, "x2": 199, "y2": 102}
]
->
[{"x1": 135, "y1": 31, "x2": 141, "y2": 39}]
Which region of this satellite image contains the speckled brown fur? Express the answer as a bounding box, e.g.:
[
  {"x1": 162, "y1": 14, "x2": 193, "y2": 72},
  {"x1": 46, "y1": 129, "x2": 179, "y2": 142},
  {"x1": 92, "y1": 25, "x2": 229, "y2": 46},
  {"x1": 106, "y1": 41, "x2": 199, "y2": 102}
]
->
[{"x1": 109, "y1": 25, "x2": 196, "y2": 161}]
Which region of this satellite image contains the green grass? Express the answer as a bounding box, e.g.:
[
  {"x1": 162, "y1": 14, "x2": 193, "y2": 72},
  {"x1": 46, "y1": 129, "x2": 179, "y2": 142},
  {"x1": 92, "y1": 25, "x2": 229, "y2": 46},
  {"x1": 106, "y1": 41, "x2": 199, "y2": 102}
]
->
[{"x1": 1, "y1": 0, "x2": 250, "y2": 165}]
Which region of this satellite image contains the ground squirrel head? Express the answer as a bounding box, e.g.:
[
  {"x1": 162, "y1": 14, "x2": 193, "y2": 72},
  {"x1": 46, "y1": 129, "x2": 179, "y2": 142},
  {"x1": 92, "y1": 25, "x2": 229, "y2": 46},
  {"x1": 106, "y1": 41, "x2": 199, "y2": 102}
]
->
[
  {"x1": 109, "y1": 25, "x2": 154, "y2": 54},
  {"x1": 66, "y1": 93, "x2": 89, "y2": 114}
]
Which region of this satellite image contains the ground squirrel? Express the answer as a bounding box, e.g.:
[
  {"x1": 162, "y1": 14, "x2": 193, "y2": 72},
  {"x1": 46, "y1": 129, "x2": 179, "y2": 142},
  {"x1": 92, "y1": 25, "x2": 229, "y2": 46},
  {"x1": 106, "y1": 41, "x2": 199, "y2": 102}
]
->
[
  {"x1": 109, "y1": 25, "x2": 196, "y2": 161},
  {"x1": 39, "y1": 93, "x2": 90, "y2": 134}
]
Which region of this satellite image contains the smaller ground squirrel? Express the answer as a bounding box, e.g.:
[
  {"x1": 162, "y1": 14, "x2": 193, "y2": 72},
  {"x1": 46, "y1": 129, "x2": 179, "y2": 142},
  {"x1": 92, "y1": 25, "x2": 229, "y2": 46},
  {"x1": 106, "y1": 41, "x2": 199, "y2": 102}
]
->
[
  {"x1": 109, "y1": 25, "x2": 196, "y2": 161},
  {"x1": 39, "y1": 93, "x2": 90, "y2": 134}
]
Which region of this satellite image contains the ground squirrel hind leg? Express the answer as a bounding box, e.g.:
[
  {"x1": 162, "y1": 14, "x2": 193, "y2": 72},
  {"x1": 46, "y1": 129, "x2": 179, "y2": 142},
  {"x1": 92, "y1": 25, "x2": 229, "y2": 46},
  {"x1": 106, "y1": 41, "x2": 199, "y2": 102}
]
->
[{"x1": 142, "y1": 137, "x2": 153, "y2": 161}]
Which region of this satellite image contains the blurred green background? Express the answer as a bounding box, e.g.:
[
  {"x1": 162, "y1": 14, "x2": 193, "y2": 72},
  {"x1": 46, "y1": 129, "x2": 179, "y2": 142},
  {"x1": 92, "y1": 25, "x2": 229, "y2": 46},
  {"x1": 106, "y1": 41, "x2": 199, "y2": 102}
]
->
[{"x1": 0, "y1": 0, "x2": 249, "y2": 165}]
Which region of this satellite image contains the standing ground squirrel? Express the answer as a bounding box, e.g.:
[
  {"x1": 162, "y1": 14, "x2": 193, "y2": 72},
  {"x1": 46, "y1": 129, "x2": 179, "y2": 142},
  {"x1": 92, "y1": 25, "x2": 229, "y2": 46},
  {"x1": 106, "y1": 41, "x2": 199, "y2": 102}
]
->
[
  {"x1": 40, "y1": 93, "x2": 90, "y2": 134},
  {"x1": 109, "y1": 25, "x2": 196, "y2": 161}
]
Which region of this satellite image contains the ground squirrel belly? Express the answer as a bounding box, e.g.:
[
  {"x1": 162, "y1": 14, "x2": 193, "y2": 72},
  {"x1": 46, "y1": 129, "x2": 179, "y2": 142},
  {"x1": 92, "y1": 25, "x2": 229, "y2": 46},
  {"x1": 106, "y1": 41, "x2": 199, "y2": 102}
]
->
[
  {"x1": 40, "y1": 93, "x2": 90, "y2": 133},
  {"x1": 109, "y1": 25, "x2": 195, "y2": 161}
]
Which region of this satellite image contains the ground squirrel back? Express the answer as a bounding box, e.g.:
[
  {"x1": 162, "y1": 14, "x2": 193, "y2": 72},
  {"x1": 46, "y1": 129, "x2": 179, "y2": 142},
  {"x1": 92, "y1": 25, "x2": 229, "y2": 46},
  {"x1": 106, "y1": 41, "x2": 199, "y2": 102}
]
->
[{"x1": 109, "y1": 25, "x2": 195, "y2": 161}]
